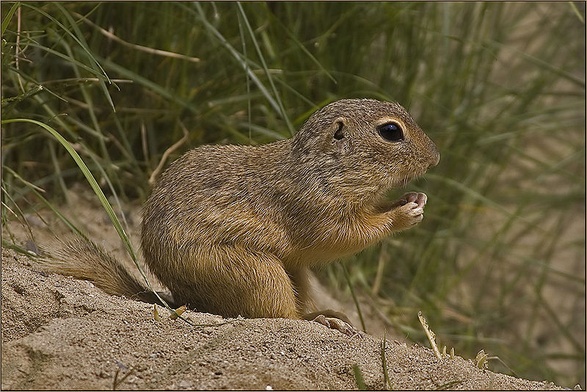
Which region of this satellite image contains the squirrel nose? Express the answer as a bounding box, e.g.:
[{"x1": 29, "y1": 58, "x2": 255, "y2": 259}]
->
[
  {"x1": 425, "y1": 140, "x2": 440, "y2": 168},
  {"x1": 430, "y1": 149, "x2": 440, "y2": 168}
]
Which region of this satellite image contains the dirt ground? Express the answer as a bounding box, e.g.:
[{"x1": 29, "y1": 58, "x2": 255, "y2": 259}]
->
[{"x1": 1, "y1": 186, "x2": 568, "y2": 390}]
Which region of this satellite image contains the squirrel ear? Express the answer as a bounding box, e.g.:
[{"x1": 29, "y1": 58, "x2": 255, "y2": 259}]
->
[
  {"x1": 329, "y1": 118, "x2": 351, "y2": 155},
  {"x1": 333, "y1": 119, "x2": 346, "y2": 141},
  {"x1": 334, "y1": 121, "x2": 345, "y2": 140}
]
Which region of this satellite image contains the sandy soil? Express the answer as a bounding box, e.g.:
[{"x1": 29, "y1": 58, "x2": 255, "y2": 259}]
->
[{"x1": 1, "y1": 187, "x2": 567, "y2": 390}]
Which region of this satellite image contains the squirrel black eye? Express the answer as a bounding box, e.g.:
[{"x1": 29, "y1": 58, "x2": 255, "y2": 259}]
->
[{"x1": 377, "y1": 122, "x2": 404, "y2": 142}]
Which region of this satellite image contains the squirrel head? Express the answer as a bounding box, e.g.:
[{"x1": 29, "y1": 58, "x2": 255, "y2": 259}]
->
[{"x1": 290, "y1": 99, "x2": 440, "y2": 201}]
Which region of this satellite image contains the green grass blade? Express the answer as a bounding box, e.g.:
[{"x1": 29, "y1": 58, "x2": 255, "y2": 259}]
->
[{"x1": 2, "y1": 118, "x2": 137, "y2": 263}]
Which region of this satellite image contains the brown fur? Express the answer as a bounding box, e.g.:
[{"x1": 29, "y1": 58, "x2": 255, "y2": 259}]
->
[{"x1": 43, "y1": 99, "x2": 440, "y2": 322}]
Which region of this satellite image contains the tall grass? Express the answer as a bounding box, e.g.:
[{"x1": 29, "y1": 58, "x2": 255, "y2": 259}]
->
[{"x1": 2, "y1": 2, "x2": 584, "y2": 387}]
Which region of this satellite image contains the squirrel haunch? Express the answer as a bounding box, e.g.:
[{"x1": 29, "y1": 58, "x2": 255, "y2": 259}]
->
[{"x1": 46, "y1": 99, "x2": 440, "y2": 323}]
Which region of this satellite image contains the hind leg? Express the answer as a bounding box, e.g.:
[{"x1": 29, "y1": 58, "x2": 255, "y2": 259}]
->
[
  {"x1": 289, "y1": 267, "x2": 360, "y2": 336},
  {"x1": 170, "y1": 245, "x2": 299, "y2": 319}
]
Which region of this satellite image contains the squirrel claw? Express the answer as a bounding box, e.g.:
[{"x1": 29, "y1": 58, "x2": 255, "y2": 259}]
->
[
  {"x1": 398, "y1": 192, "x2": 427, "y2": 208},
  {"x1": 311, "y1": 314, "x2": 362, "y2": 337}
]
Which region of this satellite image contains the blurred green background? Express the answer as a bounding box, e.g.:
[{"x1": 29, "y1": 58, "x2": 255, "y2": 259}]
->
[{"x1": 2, "y1": 2, "x2": 585, "y2": 387}]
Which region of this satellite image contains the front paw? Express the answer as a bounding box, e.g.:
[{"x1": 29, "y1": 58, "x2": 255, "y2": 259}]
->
[{"x1": 390, "y1": 192, "x2": 428, "y2": 229}]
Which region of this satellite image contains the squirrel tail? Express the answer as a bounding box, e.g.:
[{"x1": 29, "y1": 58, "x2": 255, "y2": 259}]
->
[{"x1": 38, "y1": 237, "x2": 165, "y2": 305}]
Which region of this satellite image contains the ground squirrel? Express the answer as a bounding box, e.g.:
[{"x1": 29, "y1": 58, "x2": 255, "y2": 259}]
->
[{"x1": 43, "y1": 98, "x2": 440, "y2": 334}]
